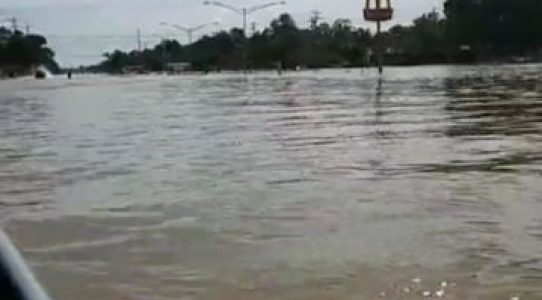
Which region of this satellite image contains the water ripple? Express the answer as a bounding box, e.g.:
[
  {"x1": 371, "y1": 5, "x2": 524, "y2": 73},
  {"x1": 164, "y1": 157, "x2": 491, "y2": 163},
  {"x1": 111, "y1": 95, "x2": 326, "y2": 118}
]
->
[{"x1": 1, "y1": 66, "x2": 542, "y2": 299}]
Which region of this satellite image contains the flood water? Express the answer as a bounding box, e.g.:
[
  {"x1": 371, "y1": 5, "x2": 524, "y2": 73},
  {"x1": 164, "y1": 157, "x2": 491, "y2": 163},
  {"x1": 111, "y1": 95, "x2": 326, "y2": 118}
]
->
[{"x1": 1, "y1": 65, "x2": 541, "y2": 300}]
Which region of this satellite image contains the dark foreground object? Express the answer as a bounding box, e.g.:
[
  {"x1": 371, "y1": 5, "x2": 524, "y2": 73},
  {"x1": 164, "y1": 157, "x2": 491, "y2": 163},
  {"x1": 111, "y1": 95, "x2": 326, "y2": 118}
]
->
[
  {"x1": 0, "y1": 231, "x2": 51, "y2": 300},
  {"x1": 34, "y1": 71, "x2": 46, "y2": 79}
]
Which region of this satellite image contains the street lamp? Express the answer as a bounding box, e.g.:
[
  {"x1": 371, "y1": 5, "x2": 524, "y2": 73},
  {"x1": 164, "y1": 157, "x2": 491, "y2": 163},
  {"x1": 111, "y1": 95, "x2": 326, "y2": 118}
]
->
[
  {"x1": 203, "y1": 0, "x2": 286, "y2": 72},
  {"x1": 202, "y1": 1, "x2": 286, "y2": 37},
  {"x1": 160, "y1": 21, "x2": 219, "y2": 44},
  {"x1": 152, "y1": 33, "x2": 172, "y2": 71}
]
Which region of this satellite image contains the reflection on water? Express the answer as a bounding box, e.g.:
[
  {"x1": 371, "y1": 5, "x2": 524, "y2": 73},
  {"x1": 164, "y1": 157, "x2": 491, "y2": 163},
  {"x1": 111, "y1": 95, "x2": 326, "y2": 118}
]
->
[{"x1": 0, "y1": 65, "x2": 541, "y2": 299}]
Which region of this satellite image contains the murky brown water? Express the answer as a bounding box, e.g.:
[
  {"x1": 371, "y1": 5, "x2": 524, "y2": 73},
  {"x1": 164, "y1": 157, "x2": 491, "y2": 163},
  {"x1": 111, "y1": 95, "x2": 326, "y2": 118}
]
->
[{"x1": 1, "y1": 65, "x2": 541, "y2": 300}]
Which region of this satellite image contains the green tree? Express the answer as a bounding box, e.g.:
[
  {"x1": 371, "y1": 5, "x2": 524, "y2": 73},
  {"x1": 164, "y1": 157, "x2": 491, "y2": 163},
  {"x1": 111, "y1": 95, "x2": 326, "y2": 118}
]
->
[
  {"x1": 444, "y1": 0, "x2": 542, "y2": 56},
  {"x1": 0, "y1": 28, "x2": 59, "y2": 74}
]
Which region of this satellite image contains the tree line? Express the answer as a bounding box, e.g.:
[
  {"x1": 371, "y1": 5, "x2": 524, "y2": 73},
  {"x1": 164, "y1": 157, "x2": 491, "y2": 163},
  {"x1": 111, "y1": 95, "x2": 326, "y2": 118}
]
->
[
  {"x1": 386, "y1": 0, "x2": 542, "y2": 65},
  {"x1": 0, "y1": 28, "x2": 60, "y2": 77},
  {"x1": 89, "y1": 0, "x2": 542, "y2": 73},
  {"x1": 89, "y1": 14, "x2": 373, "y2": 73}
]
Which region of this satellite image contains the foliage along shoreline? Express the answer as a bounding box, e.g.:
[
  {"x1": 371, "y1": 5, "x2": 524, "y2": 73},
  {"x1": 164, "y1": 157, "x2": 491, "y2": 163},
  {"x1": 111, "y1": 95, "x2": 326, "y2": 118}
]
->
[
  {"x1": 2, "y1": 0, "x2": 541, "y2": 76},
  {"x1": 88, "y1": 0, "x2": 542, "y2": 74},
  {"x1": 0, "y1": 27, "x2": 60, "y2": 78}
]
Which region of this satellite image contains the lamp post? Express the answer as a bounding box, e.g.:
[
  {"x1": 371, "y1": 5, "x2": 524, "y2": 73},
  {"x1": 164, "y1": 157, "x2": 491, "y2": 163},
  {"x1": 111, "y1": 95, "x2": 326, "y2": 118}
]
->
[
  {"x1": 203, "y1": 0, "x2": 286, "y2": 72},
  {"x1": 160, "y1": 21, "x2": 219, "y2": 44},
  {"x1": 153, "y1": 33, "x2": 171, "y2": 71},
  {"x1": 203, "y1": 1, "x2": 286, "y2": 37}
]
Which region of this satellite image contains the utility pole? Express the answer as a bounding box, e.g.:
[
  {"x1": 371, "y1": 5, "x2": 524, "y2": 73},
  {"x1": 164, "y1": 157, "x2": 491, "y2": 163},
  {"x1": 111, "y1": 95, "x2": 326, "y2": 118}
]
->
[
  {"x1": 10, "y1": 17, "x2": 18, "y2": 32},
  {"x1": 137, "y1": 28, "x2": 142, "y2": 51},
  {"x1": 242, "y1": 8, "x2": 247, "y2": 37},
  {"x1": 25, "y1": 23, "x2": 30, "y2": 35},
  {"x1": 162, "y1": 39, "x2": 167, "y2": 71},
  {"x1": 309, "y1": 10, "x2": 322, "y2": 30},
  {"x1": 241, "y1": 7, "x2": 248, "y2": 73},
  {"x1": 153, "y1": 33, "x2": 169, "y2": 71}
]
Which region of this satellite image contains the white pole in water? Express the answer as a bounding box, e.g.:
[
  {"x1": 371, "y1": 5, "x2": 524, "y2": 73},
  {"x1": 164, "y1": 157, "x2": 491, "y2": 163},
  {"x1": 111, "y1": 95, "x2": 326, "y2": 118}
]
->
[
  {"x1": 0, "y1": 231, "x2": 51, "y2": 300},
  {"x1": 375, "y1": 0, "x2": 383, "y2": 74},
  {"x1": 376, "y1": 20, "x2": 383, "y2": 74},
  {"x1": 364, "y1": 0, "x2": 393, "y2": 74}
]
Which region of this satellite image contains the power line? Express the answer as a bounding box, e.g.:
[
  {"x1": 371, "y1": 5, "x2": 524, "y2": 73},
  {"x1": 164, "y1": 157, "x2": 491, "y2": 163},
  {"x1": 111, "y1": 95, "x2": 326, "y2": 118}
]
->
[
  {"x1": 137, "y1": 28, "x2": 142, "y2": 51},
  {"x1": 11, "y1": 17, "x2": 17, "y2": 32},
  {"x1": 46, "y1": 34, "x2": 159, "y2": 39},
  {"x1": 58, "y1": 53, "x2": 104, "y2": 58}
]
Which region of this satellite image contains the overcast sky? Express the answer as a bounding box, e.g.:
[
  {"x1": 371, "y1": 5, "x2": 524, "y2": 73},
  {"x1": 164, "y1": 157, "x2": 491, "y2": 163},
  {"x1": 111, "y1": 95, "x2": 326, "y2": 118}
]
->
[{"x1": 1, "y1": 0, "x2": 443, "y2": 66}]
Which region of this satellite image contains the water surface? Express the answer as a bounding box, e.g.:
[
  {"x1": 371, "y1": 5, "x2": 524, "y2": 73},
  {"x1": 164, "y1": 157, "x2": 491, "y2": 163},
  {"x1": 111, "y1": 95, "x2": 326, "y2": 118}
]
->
[{"x1": 1, "y1": 65, "x2": 541, "y2": 299}]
